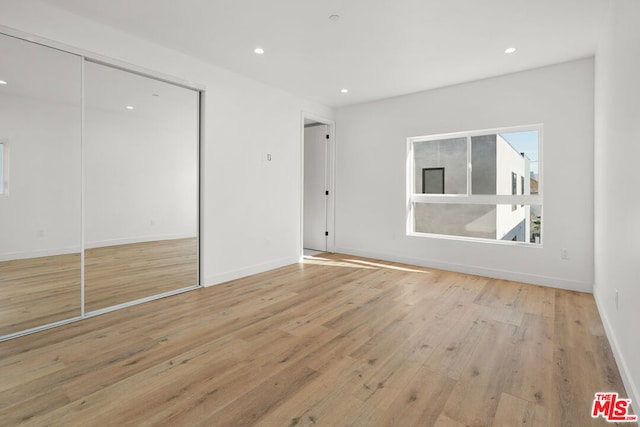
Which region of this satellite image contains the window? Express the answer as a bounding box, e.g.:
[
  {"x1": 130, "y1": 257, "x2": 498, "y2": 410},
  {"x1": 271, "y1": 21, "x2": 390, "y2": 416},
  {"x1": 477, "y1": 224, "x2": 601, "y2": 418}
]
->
[
  {"x1": 422, "y1": 168, "x2": 444, "y2": 194},
  {"x1": 0, "y1": 141, "x2": 6, "y2": 196},
  {"x1": 407, "y1": 126, "x2": 542, "y2": 244}
]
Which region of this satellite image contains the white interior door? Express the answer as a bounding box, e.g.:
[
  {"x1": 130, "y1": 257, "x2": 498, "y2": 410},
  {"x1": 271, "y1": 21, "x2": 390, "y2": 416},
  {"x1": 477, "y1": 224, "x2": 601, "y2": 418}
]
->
[{"x1": 303, "y1": 124, "x2": 328, "y2": 251}]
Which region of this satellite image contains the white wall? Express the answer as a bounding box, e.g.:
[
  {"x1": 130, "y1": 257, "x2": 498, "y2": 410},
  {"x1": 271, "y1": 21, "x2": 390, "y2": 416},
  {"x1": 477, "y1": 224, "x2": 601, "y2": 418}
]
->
[
  {"x1": 0, "y1": 0, "x2": 333, "y2": 284},
  {"x1": 335, "y1": 58, "x2": 594, "y2": 291},
  {"x1": 0, "y1": 93, "x2": 82, "y2": 260},
  {"x1": 83, "y1": 105, "x2": 198, "y2": 248},
  {"x1": 594, "y1": 0, "x2": 640, "y2": 412},
  {"x1": 0, "y1": 95, "x2": 82, "y2": 261},
  {"x1": 84, "y1": 62, "x2": 199, "y2": 248}
]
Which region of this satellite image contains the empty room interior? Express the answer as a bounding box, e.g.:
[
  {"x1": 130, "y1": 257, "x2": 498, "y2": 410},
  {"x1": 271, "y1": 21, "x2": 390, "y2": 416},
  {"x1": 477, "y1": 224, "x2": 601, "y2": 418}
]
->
[{"x1": 0, "y1": 0, "x2": 638, "y2": 425}]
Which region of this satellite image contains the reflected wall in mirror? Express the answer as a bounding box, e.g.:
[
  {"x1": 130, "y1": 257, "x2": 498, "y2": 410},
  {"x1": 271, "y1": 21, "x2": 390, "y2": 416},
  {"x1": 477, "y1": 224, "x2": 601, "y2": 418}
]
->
[
  {"x1": 0, "y1": 34, "x2": 82, "y2": 336},
  {"x1": 83, "y1": 61, "x2": 199, "y2": 312}
]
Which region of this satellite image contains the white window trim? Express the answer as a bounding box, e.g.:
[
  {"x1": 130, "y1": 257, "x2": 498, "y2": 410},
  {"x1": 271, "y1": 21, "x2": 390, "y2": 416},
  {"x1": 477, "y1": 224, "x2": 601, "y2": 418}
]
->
[{"x1": 406, "y1": 124, "x2": 543, "y2": 245}]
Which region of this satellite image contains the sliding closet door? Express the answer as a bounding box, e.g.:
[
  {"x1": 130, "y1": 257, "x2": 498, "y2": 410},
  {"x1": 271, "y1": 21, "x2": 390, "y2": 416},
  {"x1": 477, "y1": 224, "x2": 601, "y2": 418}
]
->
[
  {"x1": 0, "y1": 34, "x2": 82, "y2": 336},
  {"x1": 83, "y1": 61, "x2": 199, "y2": 312}
]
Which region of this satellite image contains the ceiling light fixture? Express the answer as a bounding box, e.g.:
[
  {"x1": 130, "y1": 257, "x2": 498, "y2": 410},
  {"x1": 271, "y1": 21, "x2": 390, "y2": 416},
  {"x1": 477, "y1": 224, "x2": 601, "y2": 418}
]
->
[
  {"x1": 340, "y1": 88, "x2": 349, "y2": 94},
  {"x1": 254, "y1": 47, "x2": 265, "y2": 55},
  {"x1": 329, "y1": 14, "x2": 340, "y2": 21},
  {"x1": 504, "y1": 47, "x2": 517, "y2": 54},
  {"x1": 0, "y1": 80, "x2": 7, "y2": 85},
  {"x1": 126, "y1": 105, "x2": 134, "y2": 110}
]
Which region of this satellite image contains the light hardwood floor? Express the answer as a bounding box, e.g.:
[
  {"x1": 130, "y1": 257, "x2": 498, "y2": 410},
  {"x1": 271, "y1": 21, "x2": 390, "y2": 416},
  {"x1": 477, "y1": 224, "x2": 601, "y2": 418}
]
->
[
  {"x1": 0, "y1": 253, "x2": 81, "y2": 337},
  {"x1": 85, "y1": 237, "x2": 198, "y2": 312},
  {"x1": 0, "y1": 253, "x2": 631, "y2": 426},
  {"x1": 0, "y1": 238, "x2": 197, "y2": 337}
]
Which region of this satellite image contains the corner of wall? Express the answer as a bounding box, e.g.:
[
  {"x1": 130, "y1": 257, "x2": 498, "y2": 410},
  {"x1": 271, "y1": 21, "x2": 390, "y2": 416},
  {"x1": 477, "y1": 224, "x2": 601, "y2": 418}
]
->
[
  {"x1": 203, "y1": 255, "x2": 299, "y2": 287},
  {"x1": 593, "y1": 289, "x2": 640, "y2": 421}
]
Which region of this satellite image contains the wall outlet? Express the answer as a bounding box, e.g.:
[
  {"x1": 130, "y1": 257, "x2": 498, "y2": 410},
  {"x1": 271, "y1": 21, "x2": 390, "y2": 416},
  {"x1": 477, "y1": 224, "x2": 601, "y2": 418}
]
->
[
  {"x1": 560, "y1": 248, "x2": 569, "y2": 260},
  {"x1": 615, "y1": 290, "x2": 619, "y2": 310}
]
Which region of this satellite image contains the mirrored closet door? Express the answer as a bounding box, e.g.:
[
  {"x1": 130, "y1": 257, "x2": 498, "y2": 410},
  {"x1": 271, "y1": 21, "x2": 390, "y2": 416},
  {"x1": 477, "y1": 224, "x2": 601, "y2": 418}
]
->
[
  {"x1": 0, "y1": 34, "x2": 83, "y2": 336},
  {"x1": 83, "y1": 62, "x2": 199, "y2": 313},
  {"x1": 0, "y1": 31, "x2": 200, "y2": 340}
]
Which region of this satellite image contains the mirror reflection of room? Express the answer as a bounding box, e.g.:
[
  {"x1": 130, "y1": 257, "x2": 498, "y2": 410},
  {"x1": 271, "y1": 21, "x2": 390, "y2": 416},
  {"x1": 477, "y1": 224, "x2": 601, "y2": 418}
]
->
[
  {"x1": 83, "y1": 62, "x2": 199, "y2": 313},
  {"x1": 0, "y1": 34, "x2": 82, "y2": 336},
  {"x1": 0, "y1": 31, "x2": 200, "y2": 339}
]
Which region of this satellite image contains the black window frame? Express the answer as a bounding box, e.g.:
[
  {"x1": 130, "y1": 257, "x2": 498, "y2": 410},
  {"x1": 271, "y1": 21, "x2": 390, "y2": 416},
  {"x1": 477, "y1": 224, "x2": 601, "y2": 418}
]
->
[{"x1": 422, "y1": 167, "x2": 445, "y2": 194}]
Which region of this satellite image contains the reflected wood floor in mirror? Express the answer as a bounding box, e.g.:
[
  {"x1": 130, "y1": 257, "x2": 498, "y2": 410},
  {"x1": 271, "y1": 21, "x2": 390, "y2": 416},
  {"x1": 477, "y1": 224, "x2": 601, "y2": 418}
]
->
[
  {"x1": 84, "y1": 237, "x2": 198, "y2": 313},
  {"x1": 0, "y1": 253, "x2": 630, "y2": 426},
  {"x1": 0, "y1": 254, "x2": 81, "y2": 337}
]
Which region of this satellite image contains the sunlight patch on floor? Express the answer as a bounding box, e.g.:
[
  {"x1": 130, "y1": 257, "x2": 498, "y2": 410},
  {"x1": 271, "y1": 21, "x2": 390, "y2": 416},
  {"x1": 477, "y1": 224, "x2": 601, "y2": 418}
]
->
[
  {"x1": 302, "y1": 257, "x2": 377, "y2": 269},
  {"x1": 344, "y1": 258, "x2": 431, "y2": 273},
  {"x1": 301, "y1": 254, "x2": 431, "y2": 273}
]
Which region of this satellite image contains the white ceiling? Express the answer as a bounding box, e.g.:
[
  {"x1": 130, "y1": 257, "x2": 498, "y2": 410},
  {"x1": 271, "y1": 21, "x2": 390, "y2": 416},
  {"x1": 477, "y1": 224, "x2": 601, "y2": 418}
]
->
[{"x1": 40, "y1": 0, "x2": 609, "y2": 108}]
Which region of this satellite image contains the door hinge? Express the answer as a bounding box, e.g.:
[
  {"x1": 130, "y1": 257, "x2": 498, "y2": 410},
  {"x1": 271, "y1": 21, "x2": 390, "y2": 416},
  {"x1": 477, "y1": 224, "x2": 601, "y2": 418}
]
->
[{"x1": 325, "y1": 231, "x2": 329, "y2": 236}]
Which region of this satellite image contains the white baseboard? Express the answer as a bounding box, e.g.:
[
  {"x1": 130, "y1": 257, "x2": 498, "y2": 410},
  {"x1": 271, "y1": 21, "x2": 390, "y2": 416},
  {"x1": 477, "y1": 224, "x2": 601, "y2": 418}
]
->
[
  {"x1": 0, "y1": 247, "x2": 80, "y2": 262},
  {"x1": 1, "y1": 235, "x2": 196, "y2": 261},
  {"x1": 594, "y1": 290, "x2": 640, "y2": 425},
  {"x1": 85, "y1": 233, "x2": 196, "y2": 249},
  {"x1": 333, "y1": 246, "x2": 591, "y2": 292},
  {"x1": 204, "y1": 255, "x2": 299, "y2": 287}
]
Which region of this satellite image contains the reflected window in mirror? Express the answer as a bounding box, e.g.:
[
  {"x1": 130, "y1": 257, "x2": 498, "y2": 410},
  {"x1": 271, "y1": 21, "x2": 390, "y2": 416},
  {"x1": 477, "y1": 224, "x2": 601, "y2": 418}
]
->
[
  {"x1": 0, "y1": 141, "x2": 6, "y2": 195},
  {"x1": 0, "y1": 32, "x2": 83, "y2": 338}
]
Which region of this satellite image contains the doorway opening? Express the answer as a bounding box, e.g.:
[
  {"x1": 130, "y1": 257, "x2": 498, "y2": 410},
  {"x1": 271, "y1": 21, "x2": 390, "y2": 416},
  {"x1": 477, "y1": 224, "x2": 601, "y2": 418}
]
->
[{"x1": 301, "y1": 114, "x2": 334, "y2": 258}]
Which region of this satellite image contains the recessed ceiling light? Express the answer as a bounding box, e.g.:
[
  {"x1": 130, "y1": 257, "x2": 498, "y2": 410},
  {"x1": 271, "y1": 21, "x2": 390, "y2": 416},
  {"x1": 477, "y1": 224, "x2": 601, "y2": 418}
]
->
[
  {"x1": 126, "y1": 105, "x2": 134, "y2": 110},
  {"x1": 254, "y1": 47, "x2": 265, "y2": 55},
  {"x1": 340, "y1": 88, "x2": 349, "y2": 94},
  {"x1": 505, "y1": 47, "x2": 517, "y2": 54},
  {"x1": 329, "y1": 14, "x2": 340, "y2": 21},
  {"x1": 0, "y1": 80, "x2": 7, "y2": 85}
]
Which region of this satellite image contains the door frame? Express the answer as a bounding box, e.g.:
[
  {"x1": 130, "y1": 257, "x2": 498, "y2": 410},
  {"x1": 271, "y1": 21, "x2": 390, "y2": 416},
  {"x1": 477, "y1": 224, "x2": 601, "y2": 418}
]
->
[{"x1": 300, "y1": 112, "x2": 335, "y2": 258}]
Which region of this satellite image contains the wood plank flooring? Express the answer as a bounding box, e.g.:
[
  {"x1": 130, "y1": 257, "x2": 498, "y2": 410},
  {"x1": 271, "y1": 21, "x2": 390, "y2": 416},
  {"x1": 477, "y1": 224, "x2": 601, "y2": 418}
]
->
[
  {"x1": 0, "y1": 253, "x2": 631, "y2": 426},
  {"x1": 0, "y1": 253, "x2": 81, "y2": 337},
  {"x1": 0, "y1": 238, "x2": 197, "y2": 337},
  {"x1": 85, "y1": 237, "x2": 198, "y2": 312}
]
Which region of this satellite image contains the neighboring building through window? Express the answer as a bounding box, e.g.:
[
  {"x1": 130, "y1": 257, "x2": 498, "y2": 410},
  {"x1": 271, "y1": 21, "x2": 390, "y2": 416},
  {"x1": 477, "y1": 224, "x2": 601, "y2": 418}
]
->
[{"x1": 407, "y1": 126, "x2": 542, "y2": 244}]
